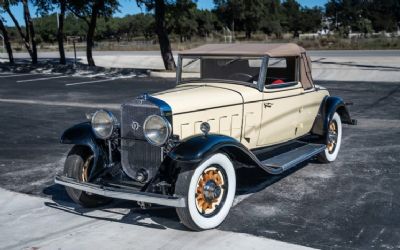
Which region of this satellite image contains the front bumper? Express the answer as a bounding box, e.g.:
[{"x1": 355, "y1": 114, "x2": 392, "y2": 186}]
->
[{"x1": 55, "y1": 175, "x2": 186, "y2": 208}]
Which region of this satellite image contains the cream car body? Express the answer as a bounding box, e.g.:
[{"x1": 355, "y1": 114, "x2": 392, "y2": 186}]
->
[{"x1": 155, "y1": 82, "x2": 328, "y2": 149}]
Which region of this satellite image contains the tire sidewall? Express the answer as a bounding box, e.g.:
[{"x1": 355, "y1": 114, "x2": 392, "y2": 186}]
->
[
  {"x1": 186, "y1": 153, "x2": 236, "y2": 230},
  {"x1": 63, "y1": 146, "x2": 111, "y2": 207},
  {"x1": 323, "y1": 112, "x2": 342, "y2": 162}
]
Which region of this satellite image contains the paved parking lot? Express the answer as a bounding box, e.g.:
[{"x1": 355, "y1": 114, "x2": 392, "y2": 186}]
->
[{"x1": 0, "y1": 71, "x2": 399, "y2": 249}]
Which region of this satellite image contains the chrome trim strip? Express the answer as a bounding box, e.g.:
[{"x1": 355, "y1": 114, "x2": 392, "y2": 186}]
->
[{"x1": 55, "y1": 175, "x2": 186, "y2": 207}]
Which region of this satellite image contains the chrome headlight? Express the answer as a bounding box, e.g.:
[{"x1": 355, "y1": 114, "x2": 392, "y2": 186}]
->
[
  {"x1": 91, "y1": 110, "x2": 117, "y2": 139},
  {"x1": 143, "y1": 115, "x2": 171, "y2": 146}
]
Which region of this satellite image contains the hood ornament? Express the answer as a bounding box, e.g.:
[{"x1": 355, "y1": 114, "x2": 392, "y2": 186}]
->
[{"x1": 131, "y1": 121, "x2": 141, "y2": 131}]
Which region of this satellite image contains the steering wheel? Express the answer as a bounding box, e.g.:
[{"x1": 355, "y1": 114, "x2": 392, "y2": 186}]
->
[{"x1": 228, "y1": 73, "x2": 254, "y2": 82}]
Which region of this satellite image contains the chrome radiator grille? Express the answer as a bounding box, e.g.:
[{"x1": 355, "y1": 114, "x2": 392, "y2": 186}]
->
[{"x1": 120, "y1": 99, "x2": 162, "y2": 180}]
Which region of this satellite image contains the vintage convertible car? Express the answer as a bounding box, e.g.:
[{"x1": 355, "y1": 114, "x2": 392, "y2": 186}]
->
[{"x1": 55, "y1": 43, "x2": 356, "y2": 230}]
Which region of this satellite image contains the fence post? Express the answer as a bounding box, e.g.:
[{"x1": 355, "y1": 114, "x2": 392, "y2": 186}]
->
[{"x1": 73, "y1": 39, "x2": 77, "y2": 66}]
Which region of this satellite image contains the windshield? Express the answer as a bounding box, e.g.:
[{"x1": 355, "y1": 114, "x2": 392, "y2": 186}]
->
[{"x1": 178, "y1": 56, "x2": 265, "y2": 87}]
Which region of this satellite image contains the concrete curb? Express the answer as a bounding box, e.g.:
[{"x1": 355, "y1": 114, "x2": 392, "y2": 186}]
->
[{"x1": 0, "y1": 188, "x2": 314, "y2": 250}]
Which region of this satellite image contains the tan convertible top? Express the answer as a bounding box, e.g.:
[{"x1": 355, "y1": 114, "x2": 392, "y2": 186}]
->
[
  {"x1": 180, "y1": 43, "x2": 306, "y2": 57},
  {"x1": 180, "y1": 43, "x2": 314, "y2": 89}
]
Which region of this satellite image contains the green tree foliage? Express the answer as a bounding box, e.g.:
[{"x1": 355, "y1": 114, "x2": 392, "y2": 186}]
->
[
  {"x1": 195, "y1": 9, "x2": 222, "y2": 37},
  {"x1": 281, "y1": 0, "x2": 301, "y2": 37},
  {"x1": 67, "y1": 0, "x2": 119, "y2": 66},
  {"x1": 365, "y1": 0, "x2": 400, "y2": 32},
  {"x1": 166, "y1": 0, "x2": 198, "y2": 42},
  {"x1": 299, "y1": 7, "x2": 323, "y2": 33},
  {"x1": 259, "y1": 0, "x2": 282, "y2": 38},
  {"x1": 214, "y1": 0, "x2": 265, "y2": 39}
]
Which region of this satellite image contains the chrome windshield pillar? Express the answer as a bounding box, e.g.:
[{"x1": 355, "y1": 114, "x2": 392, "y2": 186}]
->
[{"x1": 257, "y1": 56, "x2": 269, "y2": 91}]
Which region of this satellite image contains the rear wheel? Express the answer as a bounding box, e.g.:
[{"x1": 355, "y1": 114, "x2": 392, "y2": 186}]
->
[
  {"x1": 318, "y1": 112, "x2": 342, "y2": 163},
  {"x1": 63, "y1": 146, "x2": 112, "y2": 207},
  {"x1": 175, "y1": 153, "x2": 236, "y2": 231}
]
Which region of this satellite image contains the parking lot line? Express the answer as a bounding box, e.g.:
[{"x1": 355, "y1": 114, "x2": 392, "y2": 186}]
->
[
  {"x1": 17, "y1": 75, "x2": 69, "y2": 83},
  {"x1": 66, "y1": 78, "x2": 116, "y2": 86},
  {"x1": 0, "y1": 73, "x2": 40, "y2": 78},
  {"x1": 0, "y1": 98, "x2": 119, "y2": 109}
]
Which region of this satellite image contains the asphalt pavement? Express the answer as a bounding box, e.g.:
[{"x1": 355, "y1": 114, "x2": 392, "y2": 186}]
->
[{"x1": 0, "y1": 71, "x2": 399, "y2": 249}]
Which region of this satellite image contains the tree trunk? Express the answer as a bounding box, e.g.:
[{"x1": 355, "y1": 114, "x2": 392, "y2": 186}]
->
[
  {"x1": 86, "y1": 0, "x2": 103, "y2": 67},
  {"x1": 5, "y1": 7, "x2": 33, "y2": 59},
  {"x1": 155, "y1": 0, "x2": 175, "y2": 71},
  {"x1": 22, "y1": 0, "x2": 37, "y2": 64},
  {"x1": 0, "y1": 19, "x2": 14, "y2": 64},
  {"x1": 57, "y1": 0, "x2": 66, "y2": 65},
  {"x1": 245, "y1": 29, "x2": 251, "y2": 39}
]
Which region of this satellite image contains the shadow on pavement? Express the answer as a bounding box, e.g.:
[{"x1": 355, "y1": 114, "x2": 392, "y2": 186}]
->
[{"x1": 42, "y1": 161, "x2": 312, "y2": 232}]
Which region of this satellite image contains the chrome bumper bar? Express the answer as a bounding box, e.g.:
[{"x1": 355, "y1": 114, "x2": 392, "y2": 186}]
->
[{"x1": 55, "y1": 175, "x2": 186, "y2": 208}]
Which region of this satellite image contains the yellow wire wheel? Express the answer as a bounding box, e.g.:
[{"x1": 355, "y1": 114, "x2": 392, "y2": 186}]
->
[{"x1": 195, "y1": 166, "x2": 227, "y2": 216}]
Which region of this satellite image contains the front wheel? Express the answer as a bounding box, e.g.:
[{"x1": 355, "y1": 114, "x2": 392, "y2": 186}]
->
[
  {"x1": 175, "y1": 153, "x2": 236, "y2": 231},
  {"x1": 63, "y1": 146, "x2": 112, "y2": 207},
  {"x1": 318, "y1": 112, "x2": 342, "y2": 163}
]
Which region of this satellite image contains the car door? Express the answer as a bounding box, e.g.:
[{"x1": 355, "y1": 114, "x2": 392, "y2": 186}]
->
[
  {"x1": 257, "y1": 83, "x2": 303, "y2": 146},
  {"x1": 256, "y1": 56, "x2": 304, "y2": 147}
]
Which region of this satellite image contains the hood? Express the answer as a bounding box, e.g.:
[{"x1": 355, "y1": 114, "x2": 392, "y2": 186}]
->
[{"x1": 153, "y1": 84, "x2": 243, "y2": 115}]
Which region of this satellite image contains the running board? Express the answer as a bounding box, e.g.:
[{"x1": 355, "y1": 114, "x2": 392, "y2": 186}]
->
[{"x1": 259, "y1": 143, "x2": 326, "y2": 175}]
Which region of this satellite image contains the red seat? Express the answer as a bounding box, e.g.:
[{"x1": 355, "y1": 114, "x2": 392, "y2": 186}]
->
[{"x1": 272, "y1": 79, "x2": 284, "y2": 84}]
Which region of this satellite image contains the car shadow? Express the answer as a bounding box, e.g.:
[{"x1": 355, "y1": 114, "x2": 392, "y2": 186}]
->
[{"x1": 43, "y1": 160, "x2": 313, "y2": 231}]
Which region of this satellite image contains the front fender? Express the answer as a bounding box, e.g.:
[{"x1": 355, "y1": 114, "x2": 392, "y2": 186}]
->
[
  {"x1": 168, "y1": 134, "x2": 244, "y2": 163},
  {"x1": 61, "y1": 122, "x2": 106, "y2": 180},
  {"x1": 165, "y1": 134, "x2": 279, "y2": 175}
]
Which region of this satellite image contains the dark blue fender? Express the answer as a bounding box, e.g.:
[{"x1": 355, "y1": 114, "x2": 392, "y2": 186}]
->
[
  {"x1": 166, "y1": 134, "x2": 278, "y2": 174},
  {"x1": 312, "y1": 96, "x2": 357, "y2": 138},
  {"x1": 60, "y1": 122, "x2": 106, "y2": 180}
]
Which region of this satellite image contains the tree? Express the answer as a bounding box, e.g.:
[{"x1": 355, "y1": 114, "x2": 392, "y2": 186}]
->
[
  {"x1": 35, "y1": 0, "x2": 67, "y2": 64},
  {"x1": 167, "y1": 0, "x2": 198, "y2": 42},
  {"x1": 365, "y1": 0, "x2": 400, "y2": 32},
  {"x1": 260, "y1": 0, "x2": 282, "y2": 38},
  {"x1": 299, "y1": 7, "x2": 323, "y2": 33},
  {"x1": 67, "y1": 0, "x2": 119, "y2": 66},
  {"x1": 215, "y1": 0, "x2": 265, "y2": 39},
  {"x1": 137, "y1": 0, "x2": 175, "y2": 70},
  {"x1": 22, "y1": 0, "x2": 38, "y2": 63},
  {"x1": 0, "y1": 17, "x2": 14, "y2": 64},
  {"x1": 214, "y1": 0, "x2": 242, "y2": 39},
  {"x1": 281, "y1": 0, "x2": 301, "y2": 37},
  {"x1": 325, "y1": 0, "x2": 368, "y2": 35},
  {"x1": 195, "y1": 9, "x2": 221, "y2": 37},
  {"x1": 1, "y1": 0, "x2": 37, "y2": 64},
  {"x1": 242, "y1": 0, "x2": 264, "y2": 39}
]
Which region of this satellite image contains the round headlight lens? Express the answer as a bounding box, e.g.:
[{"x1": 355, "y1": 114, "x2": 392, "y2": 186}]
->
[
  {"x1": 91, "y1": 110, "x2": 117, "y2": 139},
  {"x1": 143, "y1": 115, "x2": 171, "y2": 146}
]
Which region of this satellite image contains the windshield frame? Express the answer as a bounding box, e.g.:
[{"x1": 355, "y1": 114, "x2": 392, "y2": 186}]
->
[{"x1": 176, "y1": 55, "x2": 269, "y2": 91}]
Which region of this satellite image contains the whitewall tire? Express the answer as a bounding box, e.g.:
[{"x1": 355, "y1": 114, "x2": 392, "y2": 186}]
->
[
  {"x1": 175, "y1": 153, "x2": 236, "y2": 231},
  {"x1": 318, "y1": 112, "x2": 342, "y2": 163}
]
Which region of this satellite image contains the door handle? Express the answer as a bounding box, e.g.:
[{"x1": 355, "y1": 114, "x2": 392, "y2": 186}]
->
[{"x1": 264, "y1": 102, "x2": 273, "y2": 108}]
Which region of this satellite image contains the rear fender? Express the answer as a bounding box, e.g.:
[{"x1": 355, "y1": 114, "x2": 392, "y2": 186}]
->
[{"x1": 312, "y1": 96, "x2": 356, "y2": 138}]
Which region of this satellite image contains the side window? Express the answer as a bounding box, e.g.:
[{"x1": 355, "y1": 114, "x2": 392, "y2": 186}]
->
[{"x1": 265, "y1": 57, "x2": 298, "y2": 88}]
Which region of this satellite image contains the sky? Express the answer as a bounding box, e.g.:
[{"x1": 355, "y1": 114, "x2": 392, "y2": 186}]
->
[{"x1": 1, "y1": 0, "x2": 328, "y2": 26}]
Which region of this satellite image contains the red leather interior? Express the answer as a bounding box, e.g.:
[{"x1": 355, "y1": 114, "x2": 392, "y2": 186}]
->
[{"x1": 272, "y1": 79, "x2": 284, "y2": 84}]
